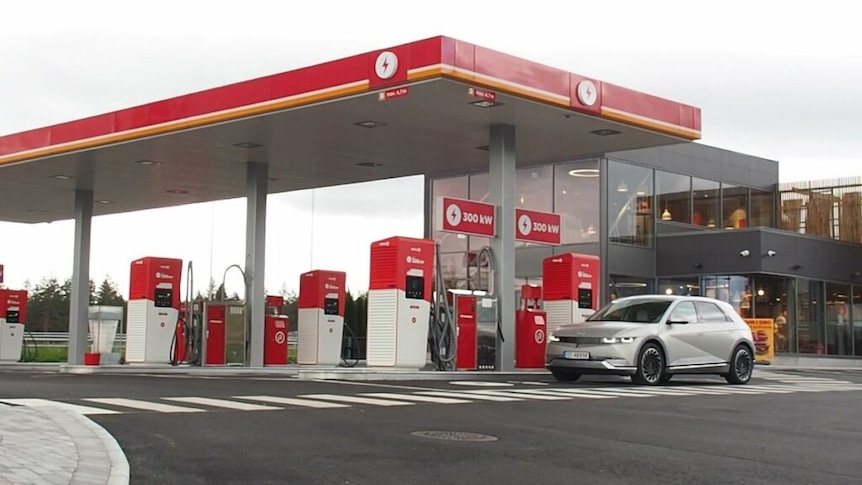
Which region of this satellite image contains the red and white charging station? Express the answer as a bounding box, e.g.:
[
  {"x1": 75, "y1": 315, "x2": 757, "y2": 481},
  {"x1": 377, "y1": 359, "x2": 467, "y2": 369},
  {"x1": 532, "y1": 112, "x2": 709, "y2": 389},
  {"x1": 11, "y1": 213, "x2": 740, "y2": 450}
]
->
[
  {"x1": 126, "y1": 256, "x2": 183, "y2": 364},
  {"x1": 264, "y1": 295, "x2": 289, "y2": 366},
  {"x1": 542, "y1": 253, "x2": 600, "y2": 329},
  {"x1": 366, "y1": 236, "x2": 435, "y2": 369},
  {"x1": 297, "y1": 270, "x2": 346, "y2": 366},
  {"x1": 515, "y1": 284, "x2": 548, "y2": 369},
  {"x1": 453, "y1": 293, "x2": 478, "y2": 371},
  {"x1": 204, "y1": 303, "x2": 226, "y2": 365},
  {"x1": 0, "y1": 289, "x2": 28, "y2": 362}
]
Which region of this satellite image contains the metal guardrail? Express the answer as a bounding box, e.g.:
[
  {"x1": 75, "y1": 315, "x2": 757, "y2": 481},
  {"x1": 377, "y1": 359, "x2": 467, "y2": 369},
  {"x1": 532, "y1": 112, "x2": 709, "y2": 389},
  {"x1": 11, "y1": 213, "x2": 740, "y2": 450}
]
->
[{"x1": 23, "y1": 332, "x2": 301, "y2": 346}]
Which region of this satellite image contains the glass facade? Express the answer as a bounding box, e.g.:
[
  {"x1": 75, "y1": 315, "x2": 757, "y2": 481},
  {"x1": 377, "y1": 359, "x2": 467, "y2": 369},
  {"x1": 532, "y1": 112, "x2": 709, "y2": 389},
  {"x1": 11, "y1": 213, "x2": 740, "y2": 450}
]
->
[
  {"x1": 825, "y1": 282, "x2": 852, "y2": 356},
  {"x1": 607, "y1": 160, "x2": 653, "y2": 246},
  {"x1": 749, "y1": 190, "x2": 774, "y2": 227},
  {"x1": 656, "y1": 171, "x2": 691, "y2": 224},
  {"x1": 692, "y1": 178, "x2": 720, "y2": 228},
  {"x1": 555, "y1": 160, "x2": 600, "y2": 244},
  {"x1": 722, "y1": 183, "x2": 749, "y2": 229}
]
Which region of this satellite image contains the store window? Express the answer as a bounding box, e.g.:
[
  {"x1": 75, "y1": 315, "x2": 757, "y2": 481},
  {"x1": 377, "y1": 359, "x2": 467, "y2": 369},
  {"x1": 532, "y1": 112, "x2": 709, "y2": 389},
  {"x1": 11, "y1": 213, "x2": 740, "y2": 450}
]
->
[
  {"x1": 554, "y1": 160, "x2": 600, "y2": 244},
  {"x1": 468, "y1": 172, "x2": 490, "y2": 250},
  {"x1": 854, "y1": 284, "x2": 862, "y2": 356},
  {"x1": 751, "y1": 276, "x2": 796, "y2": 354},
  {"x1": 658, "y1": 279, "x2": 700, "y2": 296},
  {"x1": 797, "y1": 279, "x2": 825, "y2": 354},
  {"x1": 432, "y1": 176, "x2": 469, "y2": 253},
  {"x1": 825, "y1": 282, "x2": 852, "y2": 356},
  {"x1": 609, "y1": 275, "x2": 652, "y2": 300},
  {"x1": 722, "y1": 183, "x2": 750, "y2": 230},
  {"x1": 516, "y1": 166, "x2": 553, "y2": 247},
  {"x1": 749, "y1": 190, "x2": 775, "y2": 228},
  {"x1": 607, "y1": 160, "x2": 653, "y2": 246},
  {"x1": 656, "y1": 171, "x2": 691, "y2": 224},
  {"x1": 692, "y1": 178, "x2": 720, "y2": 228},
  {"x1": 702, "y1": 275, "x2": 751, "y2": 318}
]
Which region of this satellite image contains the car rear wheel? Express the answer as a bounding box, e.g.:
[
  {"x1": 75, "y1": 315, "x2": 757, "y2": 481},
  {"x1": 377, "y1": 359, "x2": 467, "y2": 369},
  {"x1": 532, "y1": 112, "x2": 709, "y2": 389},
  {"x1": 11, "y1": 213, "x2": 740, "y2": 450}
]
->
[
  {"x1": 632, "y1": 343, "x2": 665, "y2": 386},
  {"x1": 551, "y1": 370, "x2": 581, "y2": 382},
  {"x1": 725, "y1": 345, "x2": 753, "y2": 385}
]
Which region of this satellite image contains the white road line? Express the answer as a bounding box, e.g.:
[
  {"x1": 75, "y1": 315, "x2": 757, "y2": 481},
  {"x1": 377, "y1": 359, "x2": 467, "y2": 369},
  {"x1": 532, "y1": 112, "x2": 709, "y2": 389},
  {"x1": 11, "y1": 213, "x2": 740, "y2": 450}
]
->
[
  {"x1": 461, "y1": 389, "x2": 572, "y2": 401},
  {"x1": 664, "y1": 387, "x2": 744, "y2": 395},
  {"x1": 0, "y1": 398, "x2": 121, "y2": 415},
  {"x1": 298, "y1": 394, "x2": 414, "y2": 406},
  {"x1": 163, "y1": 397, "x2": 281, "y2": 411},
  {"x1": 608, "y1": 388, "x2": 703, "y2": 396},
  {"x1": 528, "y1": 389, "x2": 618, "y2": 399},
  {"x1": 416, "y1": 390, "x2": 525, "y2": 402},
  {"x1": 761, "y1": 384, "x2": 860, "y2": 393},
  {"x1": 360, "y1": 393, "x2": 472, "y2": 404},
  {"x1": 234, "y1": 396, "x2": 351, "y2": 409},
  {"x1": 552, "y1": 389, "x2": 654, "y2": 398},
  {"x1": 83, "y1": 398, "x2": 206, "y2": 413}
]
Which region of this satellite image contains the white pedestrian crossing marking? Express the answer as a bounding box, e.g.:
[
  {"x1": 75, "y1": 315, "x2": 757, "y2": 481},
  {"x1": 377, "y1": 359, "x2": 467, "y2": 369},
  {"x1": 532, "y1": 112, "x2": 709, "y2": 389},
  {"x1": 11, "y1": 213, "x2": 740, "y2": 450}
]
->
[
  {"x1": 416, "y1": 390, "x2": 525, "y2": 402},
  {"x1": 163, "y1": 396, "x2": 280, "y2": 411},
  {"x1": 298, "y1": 394, "x2": 414, "y2": 406},
  {"x1": 235, "y1": 395, "x2": 350, "y2": 409},
  {"x1": 83, "y1": 398, "x2": 205, "y2": 413},
  {"x1": 0, "y1": 398, "x2": 121, "y2": 415},
  {"x1": 2, "y1": 374, "x2": 860, "y2": 416},
  {"x1": 359, "y1": 393, "x2": 472, "y2": 404}
]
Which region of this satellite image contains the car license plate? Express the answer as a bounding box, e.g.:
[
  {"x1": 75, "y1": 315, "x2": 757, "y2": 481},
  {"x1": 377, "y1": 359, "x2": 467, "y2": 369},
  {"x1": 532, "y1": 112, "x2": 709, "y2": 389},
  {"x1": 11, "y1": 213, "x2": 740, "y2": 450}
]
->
[{"x1": 563, "y1": 351, "x2": 590, "y2": 360}]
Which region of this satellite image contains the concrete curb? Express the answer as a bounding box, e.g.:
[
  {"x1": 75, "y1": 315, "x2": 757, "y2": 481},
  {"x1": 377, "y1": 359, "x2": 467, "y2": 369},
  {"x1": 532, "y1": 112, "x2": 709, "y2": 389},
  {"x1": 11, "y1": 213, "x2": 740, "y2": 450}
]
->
[
  {"x1": 77, "y1": 412, "x2": 130, "y2": 485},
  {"x1": 50, "y1": 407, "x2": 129, "y2": 485}
]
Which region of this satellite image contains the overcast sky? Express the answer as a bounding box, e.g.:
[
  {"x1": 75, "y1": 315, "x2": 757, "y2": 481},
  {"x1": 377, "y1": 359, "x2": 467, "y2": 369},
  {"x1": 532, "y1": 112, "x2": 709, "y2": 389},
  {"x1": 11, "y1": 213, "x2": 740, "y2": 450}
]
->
[{"x1": 1, "y1": 0, "x2": 860, "y2": 298}]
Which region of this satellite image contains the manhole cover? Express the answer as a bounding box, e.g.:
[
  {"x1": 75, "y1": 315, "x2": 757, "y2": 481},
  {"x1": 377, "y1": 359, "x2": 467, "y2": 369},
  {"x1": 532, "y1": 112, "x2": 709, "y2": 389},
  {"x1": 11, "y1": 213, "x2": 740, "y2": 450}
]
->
[{"x1": 411, "y1": 431, "x2": 498, "y2": 442}]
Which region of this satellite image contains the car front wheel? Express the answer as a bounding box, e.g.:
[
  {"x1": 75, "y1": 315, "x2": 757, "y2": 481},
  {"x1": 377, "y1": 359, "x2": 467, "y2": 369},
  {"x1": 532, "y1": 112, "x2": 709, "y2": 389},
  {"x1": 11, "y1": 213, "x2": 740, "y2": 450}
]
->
[
  {"x1": 632, "y1": 343, "x2": 665, "y2": 386},
  {"x1": 725, "y1": 345, "x2": 753, "y2": 385}
]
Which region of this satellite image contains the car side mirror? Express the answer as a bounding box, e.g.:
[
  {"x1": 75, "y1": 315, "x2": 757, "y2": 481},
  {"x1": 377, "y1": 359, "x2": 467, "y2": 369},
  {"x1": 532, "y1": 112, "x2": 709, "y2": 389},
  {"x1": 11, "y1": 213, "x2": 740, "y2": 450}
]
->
[{"x1": 666, "y1": 319, "x2": 689, "y2": 325}]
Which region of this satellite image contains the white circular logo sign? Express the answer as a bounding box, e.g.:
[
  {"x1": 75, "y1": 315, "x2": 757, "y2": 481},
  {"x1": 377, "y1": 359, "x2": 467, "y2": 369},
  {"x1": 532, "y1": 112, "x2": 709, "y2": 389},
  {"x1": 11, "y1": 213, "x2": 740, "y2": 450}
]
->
[
  {"x1": 534, "y1": 329, "x2": 545, "y2": 344},
  {"x1": 274, "y1": 331, "x2": 286, "y2": 345},
  {"x1": 375, "y1": 51, "x2": 398, "y2": 80},
  {"x1": 518, "y1": 214, "x2": 532, "y2": 235},
  {"x1": 576, "y1": 80, "x2": 598, "y2": 106},
  {"x1": 446, "y1": 203, "x2": 462, "y2": 227},
  {"x1": 406, "y1": 256, "x2": 413, "y2": 264}
]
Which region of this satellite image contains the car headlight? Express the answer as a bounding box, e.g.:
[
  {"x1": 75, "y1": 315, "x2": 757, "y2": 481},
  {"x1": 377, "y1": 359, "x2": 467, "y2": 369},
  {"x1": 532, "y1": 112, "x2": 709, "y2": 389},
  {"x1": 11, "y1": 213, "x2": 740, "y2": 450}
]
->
[
  {"x1": 548, "y1": 333, "x2": 560, "y2": 343},
  {"x1": 601, "y1": 336, "x2": 635, "y2": 344}
]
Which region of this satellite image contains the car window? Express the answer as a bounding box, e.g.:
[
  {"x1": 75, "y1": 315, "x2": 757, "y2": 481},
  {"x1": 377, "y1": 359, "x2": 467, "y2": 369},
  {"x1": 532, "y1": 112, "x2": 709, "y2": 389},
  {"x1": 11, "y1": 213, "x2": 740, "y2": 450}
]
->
[
  {"x1": 695, "y1": 301, "x2": 732, "y2": 323},
  {"x1": 668, "y1": 301, "x2": 697, "y2": 323},
  {"x1": 586, "y1": 299, "x2": 671, "y2": 323}
]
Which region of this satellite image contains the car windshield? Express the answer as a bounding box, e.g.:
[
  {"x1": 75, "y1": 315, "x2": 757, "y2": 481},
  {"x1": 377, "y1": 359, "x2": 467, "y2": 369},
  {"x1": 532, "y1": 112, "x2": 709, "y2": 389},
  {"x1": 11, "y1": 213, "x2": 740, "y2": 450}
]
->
[{"x1": 585, "y1": 298, "x2": 672, "y2": 324}]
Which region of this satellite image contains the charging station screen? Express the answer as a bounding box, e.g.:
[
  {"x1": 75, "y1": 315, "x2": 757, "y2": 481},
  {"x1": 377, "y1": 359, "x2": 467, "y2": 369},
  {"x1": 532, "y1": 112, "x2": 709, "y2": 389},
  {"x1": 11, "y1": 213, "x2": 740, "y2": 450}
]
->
[
  {"x1": 324, "y1": 298, "x2": 339, "y2": 315},
  {"x1": 154, "y1": 289, "x2": 173, "y2": 308},
  {"x1": 578, "y1": 289, "x2": 593, "y2": 309},
  {"x1": 5, "y1": 310, "x2": 19, "y2": 323},
  {"x1": 405, "y1": 276, "x2": 424, "y2": 300}
]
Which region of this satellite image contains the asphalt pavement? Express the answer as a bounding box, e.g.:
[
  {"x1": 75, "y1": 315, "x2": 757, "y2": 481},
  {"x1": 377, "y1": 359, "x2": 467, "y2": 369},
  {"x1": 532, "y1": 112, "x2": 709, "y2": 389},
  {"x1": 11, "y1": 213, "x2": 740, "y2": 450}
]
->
[{"x1": 2, "y1": 368, "x2": 862, "y2": 484}]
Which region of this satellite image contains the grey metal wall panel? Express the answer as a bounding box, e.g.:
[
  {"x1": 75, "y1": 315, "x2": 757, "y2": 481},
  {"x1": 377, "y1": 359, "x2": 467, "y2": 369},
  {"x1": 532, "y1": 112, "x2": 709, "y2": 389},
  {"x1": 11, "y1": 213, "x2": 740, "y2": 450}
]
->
[
  {"x1": 607, "y1": 143, "x2": 778, "y2": 190},
  {"x1": 608, "y1": 244, "x2": 656, "y2": 277},
  {"x1": 657, "y1": 228, "x2": 862, "y2": 283}
]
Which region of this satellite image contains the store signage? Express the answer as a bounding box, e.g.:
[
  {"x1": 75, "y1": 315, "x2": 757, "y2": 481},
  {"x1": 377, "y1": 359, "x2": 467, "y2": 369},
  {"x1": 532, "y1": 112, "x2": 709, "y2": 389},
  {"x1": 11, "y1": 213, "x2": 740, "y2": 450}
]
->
[
  {"x1": 436, "y1": 196, "x2": 496, "y2": 237},
  {"x1": 516, "y1": 208, "x2": 562, "y2": 245},
  {"x1": 379, "y1": 86, "x2": 409, "y2": 101},
  {"x1": 468, "y1": 87, "x2": 497, "y2": 102}
]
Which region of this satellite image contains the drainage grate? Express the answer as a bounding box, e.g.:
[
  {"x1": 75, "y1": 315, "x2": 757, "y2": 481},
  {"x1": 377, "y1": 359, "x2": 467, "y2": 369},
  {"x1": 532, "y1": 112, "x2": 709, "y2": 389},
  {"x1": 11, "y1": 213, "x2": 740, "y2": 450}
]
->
[{"x1": 411, "y1": 431, "x2": 498, "y2": 442}]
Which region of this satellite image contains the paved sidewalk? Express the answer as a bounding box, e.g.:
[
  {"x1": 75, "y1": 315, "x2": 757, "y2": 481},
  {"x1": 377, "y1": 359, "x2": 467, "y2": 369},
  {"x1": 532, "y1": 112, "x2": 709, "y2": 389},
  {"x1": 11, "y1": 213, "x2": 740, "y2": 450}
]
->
[{"x1": 0, "y1": 405, "x2": 128, "y2": 485}]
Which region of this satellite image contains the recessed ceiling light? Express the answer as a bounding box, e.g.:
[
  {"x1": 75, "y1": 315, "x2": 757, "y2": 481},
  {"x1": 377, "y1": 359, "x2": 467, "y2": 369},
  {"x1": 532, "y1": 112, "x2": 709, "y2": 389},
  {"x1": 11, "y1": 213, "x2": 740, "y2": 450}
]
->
[
  {"x1": 27, "y1": 209, "x2": 47, "y2": 214},
  {"x1": 135, "y1": 160, "x2": 162, "y2": 166},
  {"x1": 96, "y1": 200, "x2": 113, "y2": 204},
  {"x1": 355, "y1": 162, "x2": 383, "y2": 168},
  {"x1": 469, "y1": 100, "x2": 503, "y2": 108},
  {"x1": 354, "y1": 121, "x2": 386, "y2": 128},
  {"x1": 568, "y1": 168, "x2": 599, "y2": 178},
  {"x1": 268, "y1": 177, "x2": 280, "y2": 182},
  {"x1": 590, "y1": 128, "x2": 622, "y2": 136},
  {"x1": 233, "y1": 142, "x2": 263, "y2": 149},
  {"x1": 166, "y1": 189, "x2": 190, "y2": 195},
  {"x1": 475, "y1": 145, "x2": 490, "y2": 151},
  {"x1": 51, "y1": 174, "x2": 73, "y2": 180}
]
